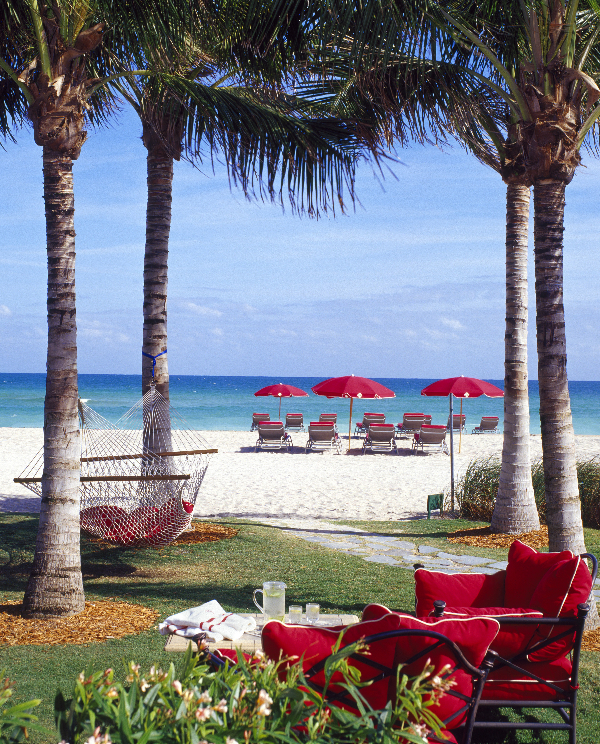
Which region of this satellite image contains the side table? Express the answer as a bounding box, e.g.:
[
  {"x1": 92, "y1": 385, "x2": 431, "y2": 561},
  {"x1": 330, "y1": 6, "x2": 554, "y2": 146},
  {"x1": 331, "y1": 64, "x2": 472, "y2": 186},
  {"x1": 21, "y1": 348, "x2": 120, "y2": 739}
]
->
[{"x1": 164, "y1": 612, "x2": 359, "y2": 653}]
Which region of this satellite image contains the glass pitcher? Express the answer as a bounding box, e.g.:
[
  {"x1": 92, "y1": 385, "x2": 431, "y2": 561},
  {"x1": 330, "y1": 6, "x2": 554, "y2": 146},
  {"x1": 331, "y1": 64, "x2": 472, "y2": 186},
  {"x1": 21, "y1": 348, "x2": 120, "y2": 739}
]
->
[{"x1": 253, "y1": 581, "x2": 286, "y2": 622}]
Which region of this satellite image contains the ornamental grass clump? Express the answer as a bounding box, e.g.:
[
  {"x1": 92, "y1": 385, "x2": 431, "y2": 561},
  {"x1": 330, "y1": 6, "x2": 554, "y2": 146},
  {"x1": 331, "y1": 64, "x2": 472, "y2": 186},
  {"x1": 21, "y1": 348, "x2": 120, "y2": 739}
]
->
[
  {"x1": 53, "y1": 643, "x2": 448, "y2": 744},
  {"x1": 454, "y1": 457, "x2": 600, "y2": 528}
]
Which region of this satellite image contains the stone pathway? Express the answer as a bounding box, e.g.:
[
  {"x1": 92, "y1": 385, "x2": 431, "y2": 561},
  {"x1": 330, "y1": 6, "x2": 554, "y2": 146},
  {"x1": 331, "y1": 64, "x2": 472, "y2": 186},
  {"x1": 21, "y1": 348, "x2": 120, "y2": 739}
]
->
[{"x1": 254, "y1": 517, "x2": 600, "y2": 602}]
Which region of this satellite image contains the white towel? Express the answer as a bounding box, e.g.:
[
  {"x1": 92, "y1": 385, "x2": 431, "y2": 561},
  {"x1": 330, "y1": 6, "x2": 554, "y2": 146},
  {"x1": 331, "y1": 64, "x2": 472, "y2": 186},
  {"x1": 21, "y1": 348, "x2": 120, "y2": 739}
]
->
[{"x1": 159, "y1": 600, "x2": 257, "y2": 642}]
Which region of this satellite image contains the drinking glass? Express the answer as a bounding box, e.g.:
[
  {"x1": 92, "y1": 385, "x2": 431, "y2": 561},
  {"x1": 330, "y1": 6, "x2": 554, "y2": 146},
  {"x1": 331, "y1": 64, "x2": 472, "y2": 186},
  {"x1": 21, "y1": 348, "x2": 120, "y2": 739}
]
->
[
  {"x1": 306, "y1": 603, "x2": 320, "y2": 625},
  {"x1": 288, "y1": 605, "x2": 303, "y2": 624}
]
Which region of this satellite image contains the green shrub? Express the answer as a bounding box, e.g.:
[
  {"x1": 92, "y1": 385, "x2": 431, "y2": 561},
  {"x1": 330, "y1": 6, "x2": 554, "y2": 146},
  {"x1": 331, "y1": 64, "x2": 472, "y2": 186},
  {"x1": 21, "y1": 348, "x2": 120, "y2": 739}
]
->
[
  {"x1": 0, "y1": 674, "x2": 44, "y2": 744},
  {"x1": 54, "y1": 643, "x2": 448, "y2": 744},
  {"x1": 454, "y1": 456, "x2": 600, "y2": 528}
]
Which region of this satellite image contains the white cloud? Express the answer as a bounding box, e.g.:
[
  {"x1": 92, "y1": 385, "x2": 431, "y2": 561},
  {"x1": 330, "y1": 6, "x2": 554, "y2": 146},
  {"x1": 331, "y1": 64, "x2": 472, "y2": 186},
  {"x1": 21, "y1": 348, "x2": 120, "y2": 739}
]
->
[
  {"x1": 0, "y1": 305, "x2": 11, "y2": 316},
  {"x1": 440, "y1": 317, "x2": 464, "y2": 331},
  {"x1": 211, "y1": 328, "x2": 224, "y2": 337},
  {"x1": 183, "y1": 302, "x2": 223, "y2": 317}
]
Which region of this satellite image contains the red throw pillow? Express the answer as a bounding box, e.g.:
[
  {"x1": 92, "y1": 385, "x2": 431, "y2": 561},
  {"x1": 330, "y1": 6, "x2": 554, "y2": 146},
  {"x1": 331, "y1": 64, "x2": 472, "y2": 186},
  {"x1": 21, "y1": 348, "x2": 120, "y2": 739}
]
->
[
  {"x1": 527, "y1": 555, "x2": 593, "y2": 662},
  {"x1": 262, "y1": 614, "x2": 403, "y2": 711},
  {"x1": 438, "y1": 607, "x2": 542, "y2": 658},
  {"x1": 415, "y1": 569, "x2": 506, "y2": 617},
  {"x1": 390, "y1": 615, "x2": 500, "y2": 728},
  {"x1": 504, "y1": 540, "x2": 572, "y2": 608}
]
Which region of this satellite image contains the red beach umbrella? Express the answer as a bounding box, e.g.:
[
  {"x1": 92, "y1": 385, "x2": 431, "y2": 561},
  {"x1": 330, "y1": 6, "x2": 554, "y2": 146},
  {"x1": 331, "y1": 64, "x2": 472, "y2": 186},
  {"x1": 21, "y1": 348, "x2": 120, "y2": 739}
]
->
[
  {"x1": 254, "y1": 383, "x2": 309, "y2": 419},
  {"x1": 311, "y1": 375, "x2": 396, "y2": 451},
  {"x1": 421, "y1": 376, "x2": 504, "y2": 509}
]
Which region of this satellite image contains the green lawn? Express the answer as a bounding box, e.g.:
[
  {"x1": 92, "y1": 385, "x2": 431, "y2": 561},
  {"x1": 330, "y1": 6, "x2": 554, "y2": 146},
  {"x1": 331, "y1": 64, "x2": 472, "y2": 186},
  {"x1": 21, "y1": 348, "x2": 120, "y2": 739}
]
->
[{"x1": 1, "y1": 512, "x2": 599, "y2": 743}]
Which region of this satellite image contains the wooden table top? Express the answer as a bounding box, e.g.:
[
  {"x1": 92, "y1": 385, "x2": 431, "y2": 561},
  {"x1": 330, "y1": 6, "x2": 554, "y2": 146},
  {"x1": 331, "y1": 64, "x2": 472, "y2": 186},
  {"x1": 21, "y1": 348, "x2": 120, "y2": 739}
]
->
[{"x1": 164, "y1": 612, "x2": 360, "y2": 653}]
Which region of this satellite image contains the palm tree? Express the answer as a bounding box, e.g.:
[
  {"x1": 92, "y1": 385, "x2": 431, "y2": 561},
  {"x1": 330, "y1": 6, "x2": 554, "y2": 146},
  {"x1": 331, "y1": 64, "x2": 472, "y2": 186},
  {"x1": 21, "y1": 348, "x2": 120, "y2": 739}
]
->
[
  {"x1": 302, "y1": 5, "x2": 540, "y2": 532},
  {"x1": 0, "y1": 0, "x2": 197, "y2": 617},
  {"x1": 107, "y1": 3, "x2": 363, "y2": 417}
]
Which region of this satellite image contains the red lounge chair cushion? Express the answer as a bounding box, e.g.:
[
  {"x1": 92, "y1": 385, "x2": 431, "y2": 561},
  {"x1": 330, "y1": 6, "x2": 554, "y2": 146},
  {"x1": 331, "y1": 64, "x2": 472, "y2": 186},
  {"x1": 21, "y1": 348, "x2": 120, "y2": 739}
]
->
[
  {"x1": 481, "y1": 656, "x2": 572, "y2": 702},
  {"x1": 435, "y1": 607, "x2": 543, "y2": 658},
  {"x1": 265, "y1": 608, "x2": 499, "y2": 728},
  {"x1": 504, "y1": 540, "x2": 573, "y2": 607},
  {"x1": 414, "y1": 569, "x2": 506, "y2": 617}
]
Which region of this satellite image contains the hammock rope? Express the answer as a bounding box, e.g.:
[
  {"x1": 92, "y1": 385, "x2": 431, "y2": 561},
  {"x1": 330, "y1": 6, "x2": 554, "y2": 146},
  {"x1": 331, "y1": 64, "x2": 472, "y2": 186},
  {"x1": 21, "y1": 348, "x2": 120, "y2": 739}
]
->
[{"x1": 15, "y1": 384, "x2": 217, "y2": 548}]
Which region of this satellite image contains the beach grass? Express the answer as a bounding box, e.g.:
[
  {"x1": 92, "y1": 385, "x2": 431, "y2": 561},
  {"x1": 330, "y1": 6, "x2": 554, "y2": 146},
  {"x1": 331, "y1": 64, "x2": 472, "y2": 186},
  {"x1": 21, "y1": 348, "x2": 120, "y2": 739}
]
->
[{"x1": 1, "y1": 512, "x2": 599, "y2": 743}]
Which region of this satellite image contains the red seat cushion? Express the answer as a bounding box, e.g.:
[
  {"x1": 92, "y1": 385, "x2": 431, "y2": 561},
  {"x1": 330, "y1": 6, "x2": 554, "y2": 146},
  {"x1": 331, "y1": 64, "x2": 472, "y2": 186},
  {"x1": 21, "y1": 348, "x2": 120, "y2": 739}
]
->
[
  {"x1": 481, "y1": 656, "x2": 573, "y2": 702},
  {"x1": 414, "y1": 569, "x2": 506, "y2": 617},
  {"x1": 263, "y1": 612, "x2": 500, "y2": 729},
  {"x1": 438, "y1": 607, "x2": 543, "y2": 658},
  {"x1": 504, "y1": 540, "x2": 573, "y2": 607}
]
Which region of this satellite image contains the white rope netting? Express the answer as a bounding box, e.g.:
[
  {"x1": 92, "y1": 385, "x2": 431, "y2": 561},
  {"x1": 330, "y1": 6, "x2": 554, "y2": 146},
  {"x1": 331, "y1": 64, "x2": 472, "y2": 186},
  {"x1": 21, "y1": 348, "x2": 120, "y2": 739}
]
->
[{"x1": 16, "y1": 384, "x2": 216, "y2": 548}]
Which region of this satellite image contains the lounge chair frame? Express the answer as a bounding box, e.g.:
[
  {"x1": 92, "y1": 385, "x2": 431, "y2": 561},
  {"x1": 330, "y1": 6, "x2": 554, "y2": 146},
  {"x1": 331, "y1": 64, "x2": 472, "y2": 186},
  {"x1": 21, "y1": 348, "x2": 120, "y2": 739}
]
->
[
  {"x1": 306, "y1": 422, "x2": 342, "y2": 454},
  {"x1": 255, "y1": 423, "x2": 293, "y2": 452},
  {"x1": 362, "y1": 424, "x2": 398, "y2": 454},
  {"x1": 412, "y1": 425, "x2": 449, "y2": 455},
  {"x1": 285, "y1": 413, "x2": 305, "y2": 432},
  {"x1": 471, "y1": 416, "x2": 499, "y2": 434},
  {"x1": 396, "y1": 413, "x2": 427, "y2": 439},
  {"x1": 251, "y1": 413, "x2": 271, "y2": 431},
  {"x1": 354, "y1": 413, "x2": 385, "y2": 438}
]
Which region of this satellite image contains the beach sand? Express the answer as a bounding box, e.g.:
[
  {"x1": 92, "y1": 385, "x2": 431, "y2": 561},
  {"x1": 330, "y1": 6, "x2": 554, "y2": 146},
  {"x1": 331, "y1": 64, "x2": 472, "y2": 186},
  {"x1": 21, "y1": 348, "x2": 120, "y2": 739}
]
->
[{"x1": 1, "y1": 428, "x2": 599, "y2": 521}]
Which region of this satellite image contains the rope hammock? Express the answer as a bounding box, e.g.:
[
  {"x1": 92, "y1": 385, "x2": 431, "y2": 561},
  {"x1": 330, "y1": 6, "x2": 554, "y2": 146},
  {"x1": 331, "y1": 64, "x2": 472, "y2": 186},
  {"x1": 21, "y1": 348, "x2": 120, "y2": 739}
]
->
[{"x1": 15, "y1": 383, "x2": 217, "y2": 548}]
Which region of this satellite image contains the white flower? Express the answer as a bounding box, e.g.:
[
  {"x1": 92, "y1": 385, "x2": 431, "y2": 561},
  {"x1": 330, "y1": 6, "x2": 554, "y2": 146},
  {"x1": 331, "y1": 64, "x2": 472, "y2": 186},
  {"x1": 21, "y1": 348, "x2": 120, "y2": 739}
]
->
[
  {"x1": 226, "y1": 738, "x2": 239, "y2": 744},
  {"x1": 257, "y1": 690, "x2": 273, "y2": 705},
  {"x1": 198, "y1": 691, "x2": 212, "y2": 704},
  {"x1": 213, "y1": 699, "x2": 228, "y2": 713},
  {"x1": 172, "y1": 680, "x2": 183, "y2": 695},
  {"x1": 195, "y1": 708, "x2": 211, "y2": 722}
]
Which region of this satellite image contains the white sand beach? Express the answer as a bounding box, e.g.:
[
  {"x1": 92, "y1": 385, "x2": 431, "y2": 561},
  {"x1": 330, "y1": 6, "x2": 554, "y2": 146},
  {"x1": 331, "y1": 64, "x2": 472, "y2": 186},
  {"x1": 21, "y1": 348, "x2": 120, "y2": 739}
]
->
[{"x1": 1, "y1": 428, "x2": 599, "y2": 521}]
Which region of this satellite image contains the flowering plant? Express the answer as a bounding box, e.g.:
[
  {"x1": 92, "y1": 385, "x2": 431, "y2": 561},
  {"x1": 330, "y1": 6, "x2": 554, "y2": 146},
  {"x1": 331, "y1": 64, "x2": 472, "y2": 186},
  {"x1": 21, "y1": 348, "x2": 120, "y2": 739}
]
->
[
  {"x1": 54, "y1": 641, "x2": 449, "y2": 744},
  {"x1": 0, "y1": 673, "x2": 45, "y2": 744}
]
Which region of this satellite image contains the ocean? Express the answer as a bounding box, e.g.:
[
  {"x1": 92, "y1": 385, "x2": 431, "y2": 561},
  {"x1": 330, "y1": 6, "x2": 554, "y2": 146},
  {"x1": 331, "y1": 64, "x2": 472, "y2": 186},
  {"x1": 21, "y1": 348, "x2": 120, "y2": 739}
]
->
[{"x1": 1, "y1": 373, "x2": 600, "y2": 434}]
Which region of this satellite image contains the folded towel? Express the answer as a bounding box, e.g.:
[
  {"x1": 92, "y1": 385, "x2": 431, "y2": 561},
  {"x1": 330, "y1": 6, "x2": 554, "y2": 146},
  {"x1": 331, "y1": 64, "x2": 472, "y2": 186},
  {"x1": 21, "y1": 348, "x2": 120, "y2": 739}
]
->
[{"x1": 159, "y1": 600, "x2": 257, "y2": 642}]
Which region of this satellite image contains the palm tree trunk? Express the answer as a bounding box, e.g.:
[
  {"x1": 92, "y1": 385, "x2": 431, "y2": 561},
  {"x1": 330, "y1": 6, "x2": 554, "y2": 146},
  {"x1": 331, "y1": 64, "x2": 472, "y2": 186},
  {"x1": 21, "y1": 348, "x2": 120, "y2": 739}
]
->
[
  {"x1": 142, "y1": 121, "x2": 172, "y2": 453},
  {"x1": 492, "y1": 183, "x2": 539, "y2": 533},
  {"x1": 533, "y1": 179, "x2": 584, "y2": 553},
  {"x1": 23, "y1": 148, "x2": 84, "y2": 618}
]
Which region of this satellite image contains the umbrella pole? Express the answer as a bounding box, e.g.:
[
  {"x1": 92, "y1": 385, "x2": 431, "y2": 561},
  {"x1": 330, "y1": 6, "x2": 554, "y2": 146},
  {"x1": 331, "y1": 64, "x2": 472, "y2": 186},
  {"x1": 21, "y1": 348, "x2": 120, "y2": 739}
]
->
[
  {"x1": 459, "y1": 398, "x2": 463, "y2": 453},
  {"x1": 449, "y1": 395, "x2": 455, "y2": 513},
  {"x1": 278, "y1": 397, "x2": 282, "y2": 420},
  {"x1": 348, "y1": 397, "x2": 353, "y2": 452}
]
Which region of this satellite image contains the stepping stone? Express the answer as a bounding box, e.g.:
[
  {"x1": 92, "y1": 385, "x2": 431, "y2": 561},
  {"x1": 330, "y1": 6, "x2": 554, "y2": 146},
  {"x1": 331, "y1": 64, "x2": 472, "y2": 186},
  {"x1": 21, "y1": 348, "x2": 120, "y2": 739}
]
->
[
  {"x1": 417, "y1": 559, "x2": 455, "y2": 569},
  {"x1": 487, "y1": 561, "x2": 509, "y2": 570},
  {"x1": 436, "y1": 552, "x2": 495, "y2": 566},
  {"x1": 418, "y1": 545, "x2": 438, "y2": 554},
  {"x1": 364, "y1": 555, "x2": 400, "y2": 565},
  {"x1": 477, "y1": 566, "x2": 501, "y2": 575}
]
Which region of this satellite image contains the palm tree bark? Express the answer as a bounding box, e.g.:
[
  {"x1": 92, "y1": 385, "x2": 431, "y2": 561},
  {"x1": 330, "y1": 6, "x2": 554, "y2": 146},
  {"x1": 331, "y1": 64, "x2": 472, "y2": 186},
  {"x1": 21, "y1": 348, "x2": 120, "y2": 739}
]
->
[
  {"x1": 142, "y1": 121, "x2": 173, "y2": 455},
  {"x1": 533, "y1": 179, "x2": 584, "y2": 554},
  {"x1": 492, "y1": 182, "x2": 539, "y2": 533},
  {"x1": 23, "y1": 148, "x2": 84, "y2": 618}
]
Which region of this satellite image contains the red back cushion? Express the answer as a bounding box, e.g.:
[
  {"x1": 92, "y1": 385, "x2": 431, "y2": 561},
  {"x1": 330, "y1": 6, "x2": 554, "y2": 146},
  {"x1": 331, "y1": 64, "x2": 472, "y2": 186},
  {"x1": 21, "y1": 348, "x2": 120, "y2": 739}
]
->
[
  {"x1": 438, "y1": 607, "x2": 543, "y2": 658},
  {"x1": 527, "y1": 555, "x2": 593, "y2": 662},
  {"x1": 504, "y1": 540, "x2": 572, "y2": 607},
  {"x1": 415, "y1": 569, "x2": 506, "y2": 616}
]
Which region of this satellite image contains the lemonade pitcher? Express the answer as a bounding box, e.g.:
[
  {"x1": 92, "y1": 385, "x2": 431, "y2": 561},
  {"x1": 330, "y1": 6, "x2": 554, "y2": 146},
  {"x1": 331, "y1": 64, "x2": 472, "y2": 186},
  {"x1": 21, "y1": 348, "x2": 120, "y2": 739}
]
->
[{"x1": 253, "y1": 581, "x2": 286, "y2": 621}]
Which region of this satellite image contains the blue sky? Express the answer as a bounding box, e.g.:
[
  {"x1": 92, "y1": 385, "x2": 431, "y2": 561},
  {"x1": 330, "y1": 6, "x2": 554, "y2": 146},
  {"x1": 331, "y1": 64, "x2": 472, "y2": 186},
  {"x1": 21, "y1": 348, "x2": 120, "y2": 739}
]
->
[{"x1": 1, "y1": 107, "x2": 599, "y2": 380}]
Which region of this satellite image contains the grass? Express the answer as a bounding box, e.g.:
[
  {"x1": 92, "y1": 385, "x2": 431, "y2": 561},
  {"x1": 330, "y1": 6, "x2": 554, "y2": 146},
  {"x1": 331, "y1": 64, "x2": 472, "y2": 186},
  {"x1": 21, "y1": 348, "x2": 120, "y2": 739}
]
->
[
  {"x1": 455, "y1": 456, "x2": 600, "y2": 528},
  {"x1": 1, "y1": 512, "x2": 600, "y2": 743}
]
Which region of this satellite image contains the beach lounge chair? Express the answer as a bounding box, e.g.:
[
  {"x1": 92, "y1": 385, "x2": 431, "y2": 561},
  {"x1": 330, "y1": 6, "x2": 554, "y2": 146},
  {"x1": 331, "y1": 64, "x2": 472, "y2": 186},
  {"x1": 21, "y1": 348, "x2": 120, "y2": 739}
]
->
[
  {"x1": 285, "y1": 413, "x2": 305, "y2": 432},
  {"x1": 412, "y1": 424, "x2": 449, "y2": 455},
  {"x1": 354, "y1": 412, "x2": 385, "y2": 438},
  {"x1": 472, "y1": 416, "x2": 499, "y2": 434},
  {"x1": 251, "y1": 412, "x2": 270, "y2": 431},
  {"x1": 305, "y1": 422, "x2": 342, "y2": 454},
  {"x1": 396, "y1": 413, "x2": 426, "y2": 439},
  {"x1": 362, "y1": 423, "x2": 398, "y2": 454},
  {"x1": 318, "y1": 413, "x2": 338, "y2": 429},
  {"x1": 415, "y1": 541, "x2": 598, "y2": 744},
  {"x1": 446, "y1": 414, "x2": 466, "y2": 433},
  {"x1": 255, "y1": 422, "x2": 293, "y2": 452}
]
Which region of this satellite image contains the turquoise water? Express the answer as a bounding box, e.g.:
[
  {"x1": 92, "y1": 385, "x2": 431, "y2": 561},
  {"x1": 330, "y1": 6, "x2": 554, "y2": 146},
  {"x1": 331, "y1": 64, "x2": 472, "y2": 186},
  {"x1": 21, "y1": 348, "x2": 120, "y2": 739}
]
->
[{"x1": 1, "y1": 373, "x2": 599, "y2": 434}]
